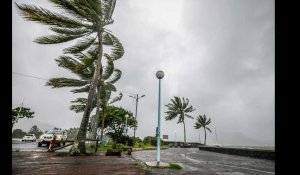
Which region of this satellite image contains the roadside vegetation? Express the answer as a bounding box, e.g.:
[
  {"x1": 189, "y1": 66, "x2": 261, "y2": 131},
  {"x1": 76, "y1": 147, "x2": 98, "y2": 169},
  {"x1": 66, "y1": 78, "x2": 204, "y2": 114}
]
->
[
  {"x1": 12, "y1": 106, "x2": 34, "y2": 128},
  {"x1": 169, "y1": 163, "x2": 182, "y2": 170}
]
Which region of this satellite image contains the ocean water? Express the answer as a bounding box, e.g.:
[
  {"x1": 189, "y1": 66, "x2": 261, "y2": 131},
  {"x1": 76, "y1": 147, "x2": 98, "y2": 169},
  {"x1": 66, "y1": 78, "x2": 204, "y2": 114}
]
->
[{"x1": 210, "y1": 144, "x2": 275, "y2": 150}]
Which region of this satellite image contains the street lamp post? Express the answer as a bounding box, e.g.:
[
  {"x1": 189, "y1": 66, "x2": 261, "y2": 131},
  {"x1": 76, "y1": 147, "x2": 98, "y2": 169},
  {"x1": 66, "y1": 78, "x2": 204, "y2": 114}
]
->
[
  {"x1": 129, "y1": 94, "x2": 145, "y2": 143},
  {"x1": 156, "y1": 70, "x2": 164, "y2": 166}
]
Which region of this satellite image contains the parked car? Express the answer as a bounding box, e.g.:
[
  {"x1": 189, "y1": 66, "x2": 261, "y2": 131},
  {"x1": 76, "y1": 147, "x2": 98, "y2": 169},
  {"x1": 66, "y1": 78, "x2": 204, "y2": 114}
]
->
[
  {"x1": 37, "y1": 128, "x2": 68, "y2": 147},
  {"x1": 22, "y1": 134, "x2": 36, "y2": 142}
]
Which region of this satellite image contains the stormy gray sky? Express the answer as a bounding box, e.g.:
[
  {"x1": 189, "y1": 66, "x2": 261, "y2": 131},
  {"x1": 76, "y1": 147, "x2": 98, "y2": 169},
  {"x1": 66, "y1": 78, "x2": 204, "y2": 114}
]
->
[{"x1": 12, "y1": 0, "x2": 274, "y2": 146}]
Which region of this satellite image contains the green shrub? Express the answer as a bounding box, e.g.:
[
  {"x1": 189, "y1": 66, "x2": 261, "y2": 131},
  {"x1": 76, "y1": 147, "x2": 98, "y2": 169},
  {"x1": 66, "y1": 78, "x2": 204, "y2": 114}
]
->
[
  {"x1": 69, "y1": 143, "x2": 80, "y2": 156},
  {"x1": 169, "y1": 163, "x2": 182, "y2": 170},
  {"x1": 116, "y1": 143, "x2": 124, "y2": 150}
]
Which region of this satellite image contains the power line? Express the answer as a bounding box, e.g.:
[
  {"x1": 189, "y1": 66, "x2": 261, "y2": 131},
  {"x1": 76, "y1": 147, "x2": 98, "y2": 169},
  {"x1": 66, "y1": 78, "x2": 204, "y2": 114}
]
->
[
  {"x1": 13, "y1": 72, "x2": 142, "y2": 97},
  {"x1": 12, "y1": 72, "x2": 48, "y2": 81}
]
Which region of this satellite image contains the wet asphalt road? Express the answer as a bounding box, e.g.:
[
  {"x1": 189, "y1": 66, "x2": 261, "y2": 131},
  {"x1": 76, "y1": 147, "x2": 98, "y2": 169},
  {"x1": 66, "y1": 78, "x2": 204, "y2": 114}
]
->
[
  {"x1": 12, "y1": 138, "x2": 70, "y2": 152},
  {"x1": 132, "y1": 148, "x2": 275, "y2": 175}
]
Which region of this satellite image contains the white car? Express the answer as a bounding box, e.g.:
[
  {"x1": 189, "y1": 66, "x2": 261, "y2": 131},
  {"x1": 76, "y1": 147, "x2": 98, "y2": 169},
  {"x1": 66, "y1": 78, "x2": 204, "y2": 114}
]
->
[
  {"x1": 22, "y1": 134, "x2": 36, "y2": 142},
  {"x1": 38, "y1": 128, "x2": 67, "y2": 147}
]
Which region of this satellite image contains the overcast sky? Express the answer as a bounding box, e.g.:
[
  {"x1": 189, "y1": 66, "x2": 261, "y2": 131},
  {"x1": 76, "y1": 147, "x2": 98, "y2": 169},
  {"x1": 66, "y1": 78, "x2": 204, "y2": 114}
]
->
[{"x1": 12, "y1": 0, "x2": 274, "y2": 146}]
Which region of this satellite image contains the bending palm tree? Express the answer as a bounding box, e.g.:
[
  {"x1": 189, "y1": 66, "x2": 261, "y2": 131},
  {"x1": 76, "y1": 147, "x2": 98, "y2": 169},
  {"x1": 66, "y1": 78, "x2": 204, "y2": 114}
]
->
[
  {"x1": 16, "y1": 0, "x2": 123, "y2": 153},
  {"x1": 47, "y1": 50, "x2": 123, "y2": 140},
  {"x1": 194, "y1": 114, "x2": 212, "y2": 145},
  {"x1": 165, "y1": 96, "x2": 195, "y2": 145}
]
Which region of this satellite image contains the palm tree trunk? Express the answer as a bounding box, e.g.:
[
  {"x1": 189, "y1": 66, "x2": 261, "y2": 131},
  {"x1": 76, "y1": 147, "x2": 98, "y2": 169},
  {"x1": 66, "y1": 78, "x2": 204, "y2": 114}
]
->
[
  {"x1": 204, "y1": 128, "x2": 207, "y2": 145},
  {"x1": 100, "y1": 105, "x2": 106, "y2": 141},
  {"x1": 183, "y1": 120, "x2": 186, "y2": 145},
  {"x1": 76, "y1": 31, "x2": 103, "y2": 154},
  {"x1": 92, "y1": 86, "x2": 101, "y2": 140}
]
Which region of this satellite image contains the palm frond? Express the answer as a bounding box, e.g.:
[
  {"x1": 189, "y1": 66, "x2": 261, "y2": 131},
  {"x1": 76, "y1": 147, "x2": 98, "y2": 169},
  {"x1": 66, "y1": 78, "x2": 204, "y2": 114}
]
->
[
  {"x1": 106, "y1": 33, "x2": 124, "y2": 61},
  {"x1": 185, "y1": 114, "x2": 194, "y2": 119},
  {"x1": 69, "y1": 104, "x2": 86, "y2": 113},
  {"x1": 184, "y1": 105, "x2": 195, "y2": 113},
  {"x1": 15, "y1": 3, "x2": 93, "y2": 28},
  {"x1": 84, "y1": 0, "x2": 102, "y2": 17},
  {"x1": 71, "y1": 97, "x2": 88, "y2": 104},
  {"x1": 55, "y1": 55, "x2": 79, "y2": 70},
  {"x1": 73, "y1": 1, "x2": 101, "y2": 21},
  {"x1": 165, "y1": 113, "x2": 178, "y2": 121},
  {"x1": 107, "y1": 69, "x2": 121, "y2": 84},
  {"x1": 35, "y1": 34, "x2": 84, "y2": 44},
  {"x1": 71, "y1": 85, "x2": 90, "y2": 93},
  {"x1": 49, "y1": 0, "x2": 90, "y2": 20},
  {"x1": 105, "y1": 82, "x2": 116, "y2": 92},
  {"x1": 50, "y1": 26, "x2": 92, "y2": 36},
  {"x1": 73, "y1": 54, "x2": 96, "y2": 73},
  {"x1": 109, "y1": 92, "x2": 123, "y2": 104},
  {"x1": 46, "y1": 78, "x2": 88, "y2": 88},
  {"x1": 102, "y1": 57, "x2": 114, "y2": 80},
  {"x1": 70, "y1": 96, "x2": 97, "y2": 112},
  {"x1": 101, "y1": 0, "x2": 116, "y2": 23},
  {"x1": 206, "y1": 127, "x2": 212, "y2": 133},
  {"x1": 63, "y1": 36, "x2": 97, "y2": 54},
  {"x1": 102, "y1": 32, "x2": 113, "y2": 45}
]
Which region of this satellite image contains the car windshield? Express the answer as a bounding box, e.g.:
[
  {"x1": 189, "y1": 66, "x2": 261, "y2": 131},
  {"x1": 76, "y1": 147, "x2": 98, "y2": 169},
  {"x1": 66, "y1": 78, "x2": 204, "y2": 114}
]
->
[{"x1": 46, "y1": 130, "x2": 63, "y2": 135}]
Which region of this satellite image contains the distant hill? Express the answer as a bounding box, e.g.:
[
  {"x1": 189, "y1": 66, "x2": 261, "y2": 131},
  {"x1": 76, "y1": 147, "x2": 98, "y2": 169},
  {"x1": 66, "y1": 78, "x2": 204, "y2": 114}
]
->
[{"x1": 12, "y1": 118, "x2": 56, "y2": 133}]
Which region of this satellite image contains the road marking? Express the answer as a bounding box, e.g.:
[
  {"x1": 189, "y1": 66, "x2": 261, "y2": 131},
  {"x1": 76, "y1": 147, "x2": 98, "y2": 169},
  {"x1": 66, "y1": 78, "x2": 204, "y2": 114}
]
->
[{"x1": 181, "y1": 154, "x2": 274, "y2": 175}]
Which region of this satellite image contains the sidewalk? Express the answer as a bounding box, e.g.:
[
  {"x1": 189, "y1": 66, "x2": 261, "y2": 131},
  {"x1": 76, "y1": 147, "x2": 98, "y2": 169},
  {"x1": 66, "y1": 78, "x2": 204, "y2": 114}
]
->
[{"x1": 12, "y1": 151, "x2": 146, "y2": 175}]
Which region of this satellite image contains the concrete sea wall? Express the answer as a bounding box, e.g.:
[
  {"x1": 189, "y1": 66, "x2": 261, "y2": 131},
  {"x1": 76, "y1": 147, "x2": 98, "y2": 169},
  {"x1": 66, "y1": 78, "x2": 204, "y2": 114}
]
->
[{"x1": 198, "y1": 146, "x2": 275, "y2": 160}]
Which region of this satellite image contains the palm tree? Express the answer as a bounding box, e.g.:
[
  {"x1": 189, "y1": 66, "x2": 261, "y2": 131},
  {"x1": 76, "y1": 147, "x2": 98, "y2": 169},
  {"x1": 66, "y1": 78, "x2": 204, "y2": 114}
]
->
[
  {"x1": 194, "y1": 114, "x2": 212, "y2": 145},
  {"x1": 16, "y1": 0, "x2": 123, "y2": 153},
  {"x1": 47, "y1": 49, "x2": 123, "y2": 139},
  {"x1": 165, "y1": 96, "x2": 195, "y2": 145}
]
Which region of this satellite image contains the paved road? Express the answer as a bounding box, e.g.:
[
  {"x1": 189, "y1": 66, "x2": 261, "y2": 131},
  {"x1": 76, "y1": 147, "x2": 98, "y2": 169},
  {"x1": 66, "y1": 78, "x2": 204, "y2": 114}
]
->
[
  {"x1": 132, "y1": 148, "x2": 275, "y2": 175},
  {"x1": 12, "y1": 139, "x2": 70, "y2": 152}
]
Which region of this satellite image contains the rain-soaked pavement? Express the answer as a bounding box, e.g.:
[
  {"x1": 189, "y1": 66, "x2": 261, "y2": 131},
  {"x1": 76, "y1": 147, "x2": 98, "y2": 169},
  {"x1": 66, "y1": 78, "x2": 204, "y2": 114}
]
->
[
  {"x1": 132, "y1": 148, "x2": 275, "y2": 175},
  {"x1": 12, "y1": 139, "x2": 275, "y2": 175},
  {"x1": 12, "y1": 139, "x2": 145, "y2": 175},
  {"x1": 12, "y1": 138, "x2": 70, "y2": 152}
]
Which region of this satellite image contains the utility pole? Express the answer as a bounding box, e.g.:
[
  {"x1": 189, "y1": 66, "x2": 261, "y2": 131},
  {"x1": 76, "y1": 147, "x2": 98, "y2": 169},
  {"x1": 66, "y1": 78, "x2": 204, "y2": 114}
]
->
[{"x1": 129, "y1": 94, "x2": 145, "y2": 143}]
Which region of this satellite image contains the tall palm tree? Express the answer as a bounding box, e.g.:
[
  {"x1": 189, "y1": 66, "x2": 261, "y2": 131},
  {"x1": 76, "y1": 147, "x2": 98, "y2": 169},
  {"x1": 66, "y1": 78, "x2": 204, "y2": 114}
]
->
[
  {"x1": 16, "y1": 0, "x2": 123, "y2": 153},
  {"x1": 165, "y1": 96, "x2": 195, "y2": 145},
  {"x1": 194, "y1": 114, "x2": 212, "y2": 145},
  {"x1": 47, "y1": 50, "x2": 123, "y2": 139}
]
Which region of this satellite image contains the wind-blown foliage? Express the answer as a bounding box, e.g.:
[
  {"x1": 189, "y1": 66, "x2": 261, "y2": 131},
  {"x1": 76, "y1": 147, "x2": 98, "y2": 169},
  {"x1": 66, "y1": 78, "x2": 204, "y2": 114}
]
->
[
  {"x1": 194, "y1": 114, "x2": 212, "y2": 145},
  {"x1": 97, "y1": 105, "x2": 136, "y2": 141},
  {"x1": 12, "y1": 107, "x2": 34, "y2": 128},
  {"x1": 165, "y1": 96, "x2": 195, "y2": 145},
  {"x1": 16, "y1": 0, "x2": 122, "y2": 154}
]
